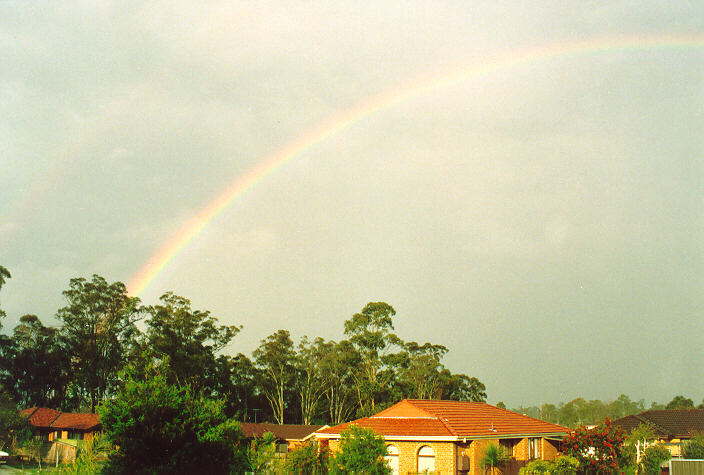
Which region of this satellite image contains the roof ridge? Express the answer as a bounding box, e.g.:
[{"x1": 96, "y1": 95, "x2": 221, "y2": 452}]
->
[
  {"x1": 404, "y1": 399, "x2": 445, "y2": 419},
  {"x1": 635, "y1": 414, "x2": 670, "y2": 436},
  {"x1": 436, "y1": 415, "x2": 458, "y2": 437}
]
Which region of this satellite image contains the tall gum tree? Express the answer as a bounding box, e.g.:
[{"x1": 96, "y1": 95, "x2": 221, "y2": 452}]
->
[
  {"x1": 253, "y1": 329, "x2": 296, "y2": 424},
  {"x1": 57, "y1": 275, "x2": 143, "y2": 412},
  {"x1": 344, "y1": 302, "x2": 403, "y2": 416}
]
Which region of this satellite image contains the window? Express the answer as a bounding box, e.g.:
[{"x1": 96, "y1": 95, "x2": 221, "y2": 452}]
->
[
  {"x1": 529, "y1": 438, "x2": 541, "y2": 459},
  {"x1": 417, "y1": 445, "x2": 435, "y2": 472},
  {"x1": 500, "y1": 439, "x2": 519, "y2": 457},
  {"x1": 385, "y1": 445, "x2": 399, "y2": 475}
]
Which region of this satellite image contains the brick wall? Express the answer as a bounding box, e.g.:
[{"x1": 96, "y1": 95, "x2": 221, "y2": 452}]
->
[{"x1": 326, "y1": 436, "x2": 559, "y2": 474}]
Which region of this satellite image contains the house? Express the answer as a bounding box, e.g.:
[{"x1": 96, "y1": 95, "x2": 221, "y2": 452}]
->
[
  {"x1": 239, "y1": 422, "x2": 326, "y2": 454},
  {"x1": 20, "y1": 407, "x2": 101, "y2": 442},
  {"x1": 316, "y1": 399, "x2": 570, "y2": 475},
  {"x1": 612, "y1": 409, "x2": 704, "y2": 457}
]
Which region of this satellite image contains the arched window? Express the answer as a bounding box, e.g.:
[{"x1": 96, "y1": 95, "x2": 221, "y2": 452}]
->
[
  {"x1": 385, "y1": 445, "x2": 399, "y2": 475},
  {"x1": 417, "y1": 445, "x2": 435, "y2": 472}
]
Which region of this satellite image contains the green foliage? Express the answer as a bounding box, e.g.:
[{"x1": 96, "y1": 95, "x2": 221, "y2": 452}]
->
[
  {"x1": 480, "y1": 443, "x2": 510, "y2": 475},
  {"x1": 519, "y1": 459, "x2": 553, "y2": 474},
  {"x1": 0, "y1": 314, "x2": 71, "y2": 408},
  {"x1": 552, "y1": 455, "x2": 580, "y2": 474},
  {"x1": 682, "y1": 434, "x2": 704, "y2": 459},
  {"x1": 145, "y1": 292, "x2": 241, "y2": 393},
  {"x1": 286, "y1": 440, "x2": 329, "y2": 474},
  {"x1": 99, "y1": 362, "x2": 248, "y2": 474},
  {"x1": 63, "y1": 432, "x2": 113, "y2": 474},
  {"x1": 329, "y1": 425, "x2": 391, "y2": 475},
  {"x1": 57, "y1": 274, "x2": 143, "y2": 411},
  {"x1": 253, "y1": 329, "x2": 297, "y2": 424},
  {"x1": 0, "y1": 390, "x2": 31, "y2": 451},
  {"x1": 248, "y1": 432, "x2": 279, "y2": 473},
  {"x1": 666, "y1": 395, "x2": 694, "y2": 410},
  {"x1": 563, "y1": 419, "x2": 626, "y2": 472},
  {"x1": 621, "y1": 423, "x2": 658, "y2": 470},
  {"x1": 640, "y1": 444, "x2": 671, "y2": 475},
  {"x1": 519, "y1": 456, "x2": 579, "y2": 475}
]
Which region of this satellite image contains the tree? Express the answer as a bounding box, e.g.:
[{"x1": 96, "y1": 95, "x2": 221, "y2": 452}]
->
[
  {"x1": 286, "y1": 440, "x2": 329, "y2": 474},
  {"x1": 621, "y1": 423, "x2": 657, "y2": 470},
  {"x1": 0, "y1": 390, "x2": 31, "y2": 452},
  {"x1": 100, "y1": 362, "x2": 248, "y2": 474},
  {"x1": 666, "y1": 395, "x2": 694, "y2": 410},
  {"x1": 396, "y1": 341, "x2": 449, "y2": 400},
  {"x1": 253, "y1": 329, "x2": 296, "y2": 424},
  {"x1": 562, "y1": 419, "x2": 626, "y2": 473},
  {"x1": 248, "y1": 432, "x2": 279, "y2": 473},
  {"x1": 0, "y1": 315, "x2": 71, "y2": 408},
  {"x1": 145, "y1": 292, "x2": 241, "y2": 393},
  {"x1": 329, "y1": 425, "x2": 391, "y2": 475},
  {"x1": 319, "y1": 340, "x2": 358, "y2": 425},
  {"x1": 444, "y1": 373, "x2": 487, "y2": 402},
  {"x1": 0, "y1": 265, "x2": 9, "y2": 331},
  {"x1": 344, "y1": 302, "x2": 403, "y2": 416},
  {"x1": 56, "y1": 275, "x2": 143, "y2": 411},
  {"x1": 640, "y1": 444, "x2": 671, "y2": 475},
  {"x1": 481, "y1": 443, "x2": 510, "y2": 475},
  {"x1": 295, "y1": 336, "x2": 328, "y2": 424}
]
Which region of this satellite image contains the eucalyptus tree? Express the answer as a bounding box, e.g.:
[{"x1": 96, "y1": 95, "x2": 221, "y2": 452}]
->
[
  {"x1": 0, "y1": 315, "x2": 70, "y2": 408},
  {"x1": 295, "y1": 336, "x2": 328, "y2": 424},
  {"x1": 57, "y1": 275, "x2": 143, "y2": 412},
  {"x1": 253, "y1": 329, "x2": 296, "y2": 424},
  {"x1": 319, "y1": 339, "x2": 359, "y2": 425},
  {"x1": 344, "y1": 302, "x2": 404, "y2": 416},
  {"x1": 144, "y1": 292, "x2": 241, "y2": 394}
]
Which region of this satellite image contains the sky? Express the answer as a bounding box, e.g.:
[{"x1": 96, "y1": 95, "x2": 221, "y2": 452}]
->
[{"x1": 1, "y1": 1, "x2": 702, "y2": 408}]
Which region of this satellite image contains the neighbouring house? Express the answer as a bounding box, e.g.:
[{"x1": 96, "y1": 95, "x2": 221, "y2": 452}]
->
[
  {"x1": 613, "y1": 409, "x2": 704, "y2": 457},
  {"x1": 316, "y1": 399, "x2": 570, "y2": 475},
  {"x1": 239, "y1": 422, "x2": 326, "y2": 454},
  {"x1": 20, "y1": 407, "x2": 101, "y2": 442}
]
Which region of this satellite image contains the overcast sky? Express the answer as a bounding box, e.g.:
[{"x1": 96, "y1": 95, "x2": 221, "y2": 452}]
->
[{"x1": 1, "y1": 1, "x2": 703, "y2": 407}]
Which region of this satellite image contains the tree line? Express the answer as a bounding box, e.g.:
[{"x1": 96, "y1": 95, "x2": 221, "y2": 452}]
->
[
  {"x1": 0, "y1": 269, "x2": 486, "y2": 424},
  {"x1": 509, "y1": 393, "x2": 704, "y2": 428}
]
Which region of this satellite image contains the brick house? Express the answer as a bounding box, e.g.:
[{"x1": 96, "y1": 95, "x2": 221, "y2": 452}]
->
[
  {"x1": 20, "y1": 407, "x2": 101, "y2": 442},
  {"x1": 613, "y1": 409, "x2": 704, "y2": 457},
  {"x1": 316, "y1": 399, "x2": 569, "y2": 475}
]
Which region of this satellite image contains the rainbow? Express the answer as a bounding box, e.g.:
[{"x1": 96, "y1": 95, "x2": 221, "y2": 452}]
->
[{"x1": 127, "y1": 33, "x2": 704, "y2": 297}]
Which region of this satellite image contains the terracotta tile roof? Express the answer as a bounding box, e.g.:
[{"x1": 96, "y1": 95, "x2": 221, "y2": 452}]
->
[
  {"x1": 239, "y1": 423, "x2": 325, "y2": 441},
  {"x1": 51, "y1": 412, "x2": 101, "y2": 431},
  {"x1": 317, "y1": 399, "x2": 569, "y2": 439},
  {"x1": 19, "y1": 407, "x2": 61, "y2": 428},
  {"x1": 20, "y1": 408, "x2": 100, "y2": 431},
  {"x1": 613, "y1": 410, "x2": 704, "y2": 439}
]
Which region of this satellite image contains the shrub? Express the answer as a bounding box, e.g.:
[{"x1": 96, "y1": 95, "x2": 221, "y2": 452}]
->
[
  {"x1": 682, "y1": 434, "x2": 704, "y2": 459},
  {"x1": 519, "y1": 459, "x2": 553, "y2": 474},
  {"x1": 552, "y1": 455, "x2": 579, "y2": 474},
  {"x1": 286, "y1": 440, "x2": 329, "y2": 474},
  {"x1": 562, "y1": 419, "x2": 625, "y2": 473},
  {"x1": 640, "y1": 444, "x2": 671, "y2": 475},
  {"x1": 328, "y1": 425, "x2": 390, "y2": 475},
  {"x1": 100, "y1": 363, "x2": 249, "y2": 474}
]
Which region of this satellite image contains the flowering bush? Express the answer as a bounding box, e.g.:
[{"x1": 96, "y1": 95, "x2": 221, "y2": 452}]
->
[{"x1": 562, "y1": 419, "x2": 626, "y2": 473}]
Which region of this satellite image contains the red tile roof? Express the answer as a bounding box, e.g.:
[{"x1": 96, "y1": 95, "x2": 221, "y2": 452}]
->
[
  {"x1": 19, "y1": 407, "x2": 61, "y2": 428},
  {"x1": 51, "y1": 412, "x2": 101, "y2": 431},
  {"x1": 239, "y1": 423, "x2": 325, "y2": 441},
  {"x1": 317, "y1": 399, "x2": 569, "y2": 439},
  {"x1": 20, "y1": 408, "x2": 100, "y2": 431}
]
